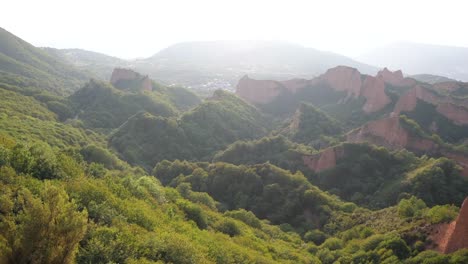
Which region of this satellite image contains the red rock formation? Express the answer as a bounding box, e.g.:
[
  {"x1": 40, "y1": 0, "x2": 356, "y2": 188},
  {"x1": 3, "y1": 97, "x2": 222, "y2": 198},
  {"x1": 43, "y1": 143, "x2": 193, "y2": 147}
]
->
[
  {"x1": 110, "y1": 68, "x2": 152, "y2": 92},
  {"x1": 235, "y1": 75, "x2": 285, "y2": 104},
  {"x1": 347, "y1": 116, "x2": 468, "y2": 176},
  {"x1": 393, "y1": 84, "x2": 468, "y2": 125},
  {"x1": 346, "y1": 116, "x2": 436, "y2": 151},
  {"x1": 376, "y1": 67, "x2": 416, "y2": 87},
  {"x1": 436, "y1": 103, "x2": 468, "y2": 126},
  {"x1": 444, "y1": 197, "x2": 468, "y2": 253},
  {"x1": 320, "y1": 66, "x2": 362, "y2": 97},
  {"x1": 434, "y1": 82, "x2": 461, "y2": 92},
  {"x1": 302, "y1": 146, "x2": 344, "y2": 172},
  {"x1": 361, "y1": 76, "x2": 391, "y2": 113},
  {"x1": 281, "y1": 78, "x2": 312, "y2": 93},
  {"x1": 236, "y1": 66, "x2": 391, "y2": 112},
  {"x1": 347, "y1": 116, "x2": 408, "y2": 149},
  {"x1": 393, "y1": 85, "x2": 441, "y2": 114},
  {"x1": 430, "y1": 197, "x2": 468, "y2": 253}
]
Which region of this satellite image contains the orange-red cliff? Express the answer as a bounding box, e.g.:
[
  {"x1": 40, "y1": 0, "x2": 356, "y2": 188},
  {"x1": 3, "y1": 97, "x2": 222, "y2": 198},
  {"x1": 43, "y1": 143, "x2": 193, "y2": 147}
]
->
[
  {"x1": 302, "y1": 146, "x2": 344, "y2": 172},
  {"x1": 346, "y1": 116, "x2": 468, "y2": 176},
  {"x1": 235, "y1": 66, "x2": 402, "y2": 113},
  {"x1": 429, "y1": 197, "x2": 468, "y2": 253}
]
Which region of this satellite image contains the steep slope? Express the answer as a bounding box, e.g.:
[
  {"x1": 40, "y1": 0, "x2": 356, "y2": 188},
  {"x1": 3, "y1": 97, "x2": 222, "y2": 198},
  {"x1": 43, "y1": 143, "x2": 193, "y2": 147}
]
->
[
  {"x1": 70, "y1": 79, "x2": 177, "y2": 130},
  {"x1": 280, "y1": 103, "x2": 342, "y2": 146},
  {"x1": 358, "y1": 42, "x2": 468, "y2": 81},
  {"x1": 346, "y1": 115, "x2": 468, "y2": 176},
  {"x1": 236, "y1": 66, "x2": 414, "y2": 128},
  {"x1": 110, "y1": 90, "x2": 270, "y2": 168},
  {"x1": 302, "y1": 143, "x2": 468, "y2": 208},
  {"x1": 0, "y1": 27, "x2": 89, "y2": 94}
]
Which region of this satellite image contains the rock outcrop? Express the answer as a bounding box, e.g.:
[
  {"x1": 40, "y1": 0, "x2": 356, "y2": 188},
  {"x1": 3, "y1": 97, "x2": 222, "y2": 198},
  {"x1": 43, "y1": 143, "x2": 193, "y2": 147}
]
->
[
  {"x1": 346, "y1": 116, "x2": 468, "y2": 176},
  {"x1": 302, "y1": 146, "x2": 344, "y2": 172},
  {"x1": 436, "y1": 103, "x2": 468, "y2": 126},
  {"x1": 236, "y1": 66, "x2": 394, "y2": 113},
  {"x1": 394, "y1": 85, "x2": 468, "y2": 125},
  {"x1": 361, "y1": 76, "x2": 391, "y2": 113},
  {"x1": 376, "y1": 67, "x2": 416, "y2": 87},
  {"x1": 110, "y1": 68, "x2": 153, "y2": 92},
  {"x1": 320, "y1": 66, "x2": 362, "y2": 97},
  {"x1": 346, "y1": 116, "x2": 436, "y2": 151},
  {"x1": 429, "y1": 197, "x2": 468, "y2": 253},
  {"x1": 235, "y1": 75, "x2": 286, "y2": 104}
]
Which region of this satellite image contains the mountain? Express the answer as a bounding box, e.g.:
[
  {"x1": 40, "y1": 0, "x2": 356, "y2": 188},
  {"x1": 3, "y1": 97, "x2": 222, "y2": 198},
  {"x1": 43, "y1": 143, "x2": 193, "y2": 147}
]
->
[
  {"x1": 44, "y1": 48, "x2": 129, "y2": 80},
  {"x1": 0, "y1": 27, "x2": 90, "y2": 94},
  {"x1": 45, "y1": 40, "x2": 378, "y2": 92},
  {"x1": 137, "y1": 40, "x2": 378, "y2": 89},
  {"x1": 110, "y1": 90, "x2": 270, "y2": 168},
  {"x1": 358, "y1": 42, "x2": 468, "y2": 81}
]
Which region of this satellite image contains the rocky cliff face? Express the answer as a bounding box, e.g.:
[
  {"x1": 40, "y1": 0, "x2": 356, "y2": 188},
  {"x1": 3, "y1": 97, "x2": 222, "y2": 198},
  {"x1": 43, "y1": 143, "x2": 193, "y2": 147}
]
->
[
  {"x1": 346, "y1": 116, "x2": 436, "y2": 151},
  {"x1": 436, "y1": 103, "x2": 468, "y2": 126},
  {"x1": 236, "y1": 66, "x2": 396, "y2": 113},
  {"x1": 320, "y1": 66, "x2": 362, "y2": 97},
  {"x1": 394, "y1": 84, "x2": 468, "y2": 125},
  {"x1": 361, "y1": 76, "x2": 391, "y2": 113},
  {"x1": 429, "y1": 197, "x2": 468, "y2": 253},
  {"x1": 235, "y1": 75, "x2": 287, "y2": 104},
  {"x1": 302, "y1": 146, "x2": 344, "y2": 172},
  {"x1": 376, "y1": 67, "x2": 416, "y2": 87},
  {"x1": 346, "y1": 116, "x2": 468, "y2": 176},
  {"x1": 110, "y1": 68, "x2": 153, "y2": 92}
]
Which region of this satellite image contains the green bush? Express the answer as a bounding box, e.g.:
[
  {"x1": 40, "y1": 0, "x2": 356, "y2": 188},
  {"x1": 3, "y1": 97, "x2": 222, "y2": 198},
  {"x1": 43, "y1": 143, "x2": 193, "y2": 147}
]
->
[
  {"x1": 397, "y1": 196, "x2": 427, "y2": 218},
  {"x1": 214, "y1": 219, "x2": 242, "y2": 237},
  {"x1": 425, "y1": 205, "x2": 458, "y2": 224},
  {"x1": 304, "y1": 229, "x2": 328, "y2": 245},
  {"x1": 177, "y1": 200, "x2": 208, "y2": 229}
]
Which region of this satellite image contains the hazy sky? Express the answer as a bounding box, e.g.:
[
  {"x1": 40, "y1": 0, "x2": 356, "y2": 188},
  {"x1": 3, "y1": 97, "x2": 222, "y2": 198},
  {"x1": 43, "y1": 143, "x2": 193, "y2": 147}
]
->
[{"x1": 2, "y1": 0, "x2": 468, "y2": 59}]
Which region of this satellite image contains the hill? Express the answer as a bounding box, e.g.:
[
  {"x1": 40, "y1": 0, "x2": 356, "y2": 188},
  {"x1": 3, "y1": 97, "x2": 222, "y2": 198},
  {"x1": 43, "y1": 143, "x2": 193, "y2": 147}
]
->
[
  {"x1": 358, "y1": 42, "x2": 468, "y2": 81},
  {"x1": 44, "y1": 48, "x2": 129, "y2": 80},
  {"x1": 0, "y1": 27, "x2": 90, "y2": 94},
  {"x1": 110, "y1": 90, "x2": 270, "y2": 169}
]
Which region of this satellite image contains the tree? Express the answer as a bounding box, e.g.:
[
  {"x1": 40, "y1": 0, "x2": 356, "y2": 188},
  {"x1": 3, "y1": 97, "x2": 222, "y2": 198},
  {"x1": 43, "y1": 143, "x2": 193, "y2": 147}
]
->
[{"x1": 0, "y1": 184, "x2": 88, "y2": 264}]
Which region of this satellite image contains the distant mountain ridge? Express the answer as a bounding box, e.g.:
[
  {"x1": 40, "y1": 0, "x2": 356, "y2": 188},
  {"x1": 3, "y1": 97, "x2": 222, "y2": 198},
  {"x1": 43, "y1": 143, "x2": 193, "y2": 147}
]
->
[
  {"x1": 46, "y1": 40, "x2": 379, "y2": 90},
  {"x1": 358, "y1": 42, "x2": 468, "y2": 81}
]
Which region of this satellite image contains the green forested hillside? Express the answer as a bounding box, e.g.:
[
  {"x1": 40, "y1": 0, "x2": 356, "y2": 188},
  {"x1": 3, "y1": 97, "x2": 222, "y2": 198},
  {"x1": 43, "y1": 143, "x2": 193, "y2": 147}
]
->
[
  {"x1": 110, "y1": 90, "x2": 271, "y2": 168},
  {"x1": 0, "y1": 27, "x2": 90, "y2": 94},
  {"x1": 280, "y1": 103, "x2": 342, "y2": 146},
  {"x1": 314, "y1": 143, "x2": 468, "y2": 209},
  {"x1": 70, "y1": 79, "x2": 178, "y2": 130}
]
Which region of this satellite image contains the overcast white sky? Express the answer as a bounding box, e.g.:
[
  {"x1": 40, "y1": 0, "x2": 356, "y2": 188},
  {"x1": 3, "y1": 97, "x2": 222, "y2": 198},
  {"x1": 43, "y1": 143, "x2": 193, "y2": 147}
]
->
[{"x1": 1, "y1": 0, "x2": 468, "y2": 59}]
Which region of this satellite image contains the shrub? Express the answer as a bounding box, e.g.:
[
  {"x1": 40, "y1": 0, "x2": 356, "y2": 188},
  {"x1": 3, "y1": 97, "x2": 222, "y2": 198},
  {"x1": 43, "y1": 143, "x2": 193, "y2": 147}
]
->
[
  {"x1": 214, "y1": 219, "x2": 241, "y2": 237},
  {"x1": 177, "y1": 200, "x2": 208, "y2": 229},
  {"x1": 425, "y1": 205, "x2": 458, "y2": 224},
  {"x1": 225, "y1": 209, "x2": 262, "y2": 229},
  {"x1": 304, "y1": 229, "x2": 328, "y2": 245},
  {"x1": 398, "y1": 196, "x2": 427, "y2": 218}
]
